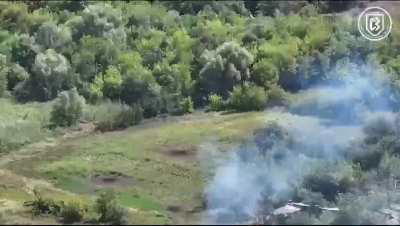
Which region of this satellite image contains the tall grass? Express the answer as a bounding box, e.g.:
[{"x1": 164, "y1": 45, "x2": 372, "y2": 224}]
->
[
  {"x1": 0, "y1": 98, "x2": 52, "y2": 153},
  {"x1": 83, "y1": 100, "x2": 142, "y2": 132}
]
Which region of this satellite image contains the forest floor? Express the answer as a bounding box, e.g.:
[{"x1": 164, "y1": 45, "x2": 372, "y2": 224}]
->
[{"x1": 0, "y1": 110, "x2": 273, "y2": 224}]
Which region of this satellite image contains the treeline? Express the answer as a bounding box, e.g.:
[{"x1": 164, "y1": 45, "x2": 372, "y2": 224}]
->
[{"x1": 1, "y1": 1, "x2": 400, "y2": 123}]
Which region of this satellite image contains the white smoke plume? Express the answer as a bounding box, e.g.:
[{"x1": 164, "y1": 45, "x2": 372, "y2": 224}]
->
[{"x1": 203, "y1": 64, "x2": 399, "y2": 224}]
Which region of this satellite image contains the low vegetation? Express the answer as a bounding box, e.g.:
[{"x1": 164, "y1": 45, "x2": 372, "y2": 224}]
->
[{"x1": 24, "y1": 189, "x2": 126, "y2": 224}]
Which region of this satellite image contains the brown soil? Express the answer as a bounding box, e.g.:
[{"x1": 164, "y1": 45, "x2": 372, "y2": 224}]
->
[
  {"x1": 90, "y1": 171, "x2": 134, "y2": 189},
  {"x1": 167, "y1": 205, "x2": 182, "y2": 213},
  {"x1": 161, "y1": 144, "x2": 197, "y2": 161}
]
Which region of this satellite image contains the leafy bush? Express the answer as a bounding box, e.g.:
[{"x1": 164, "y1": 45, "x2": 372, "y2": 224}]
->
[
  {"x1": 31, "y1": 49, "x2": 74, "y2": 101},
  {"x1": 179, "y1": 96, "x2": 194, "y2": 114},
  {"x1": 95, "y1": 190, "x2": 127, "y2": 225},
  {"x1": 266, "y1": 84, "x2": 290, "y2": 107},
  {"x1": 208, "y1": 93, "x2": 224, "y2": 111},
  {"x1": 60, "y1": 201, "x2": 86, "y2": 224},
  {"x1": 302, "y1": 173, "x2": 344, "y2": 202},
  {"x1": 228, "y1": 83, "x2": 268, "y2": 112},
  {"x1": 6, "y1": 63, "x2": 29, "y2": 90},
  {"x1": 363, "y1": 115, "x2": 395, "y2": 144},
  {"x1": 0, "y1": 54, "x2": 8, "y2": 97},
  {"x1": 84, "y1": 101, "x2": 143, "y2": 132},
  {"x1": 199, "y1": 41, "x2": 254, "y2": 97},
  {"x1": 24, "y1": 189, "x2": 61, "y2": 216},
  {"x1": 252, "y1": 58, "x2": 279, "y2": 88},
  {"x1": 50, "y1": 88, "x2": 85, "y2": 128}
]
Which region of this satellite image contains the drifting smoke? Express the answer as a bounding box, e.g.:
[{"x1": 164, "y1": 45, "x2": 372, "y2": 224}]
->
[{"x1": 203, "y1": 64, "x2": 400, "y2": 224}]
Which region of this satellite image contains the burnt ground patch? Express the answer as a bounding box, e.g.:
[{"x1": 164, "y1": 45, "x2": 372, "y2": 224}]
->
[
  {"x1": 161, "y1": 144, "x2": 198, "y2": 161},
  {"x1": 90, "y1": 171, "x2": 134, "y2": 190}
]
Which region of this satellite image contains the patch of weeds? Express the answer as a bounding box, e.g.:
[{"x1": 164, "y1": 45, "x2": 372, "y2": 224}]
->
[
  {"x1": 59, "y1": 201, "x2": 87, "y2": 224},
  {"x1": 23, "y1": 189, "x2": 62, "y2": 216},
  {"x1": 95, "y1": 189, "x2": 128, "y2": 225}
]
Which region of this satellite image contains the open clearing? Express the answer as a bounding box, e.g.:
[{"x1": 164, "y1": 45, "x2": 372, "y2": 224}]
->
[{"x1": 0, "y1": 111, "x2": 269, "y2": 224}]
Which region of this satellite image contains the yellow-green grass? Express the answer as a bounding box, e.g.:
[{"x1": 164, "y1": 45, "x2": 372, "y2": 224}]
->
[
  {"x1": 0, "y1": 98, "x2": 53, "y2": 153},
  {"x1": 0, "y1": 98, "x2": 52, "y2": 122},
  {"x1": 3, "y1": 111, "x2": 269, "y2": 224}
]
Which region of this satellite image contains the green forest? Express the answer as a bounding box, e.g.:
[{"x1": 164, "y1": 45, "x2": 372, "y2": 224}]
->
[
  {"x1": 2, "y1": 0, "x2": 400, "y2": 225},
  {"x1": 2, "y1": 0, "x2": 400, "y2": 120}
]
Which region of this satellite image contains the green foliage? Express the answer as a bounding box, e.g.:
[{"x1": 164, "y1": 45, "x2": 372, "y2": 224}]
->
[
  {"x1": 50, "y1": 88, "x2": 85, "y2": 127},
  {"x1": 304, "y1": 17, "x2": 332, "y2": 51},
  {"x1": 199, "y1": 41, "x2": 253, "y2": 97},
  {"x1": 89, "y1": 74, "x2": 104, "y2": 103},
  {"x1": 0, "y1": 30, "x2": 19, "y2": 58},
  {"x1": 31, "y1": 49, "x2": 73, "y2": 101},
  {"x1": 228, "y1": 83, "x2": 268, "y2": 112},
  {"x1": 79, "y1": 3, "x2": 124, "y2": 40},
  {"x1": 179, "y1": 96, "x2": 194, "y2": 114},
  {"x1": 257, "y1": 37, "x2": 299, "y2": 74},
  {"x1": 24, "y1": 189, "x2": 61, "y2": 216},
  {"x1": 252, "y1": 58, "x2": 279, "y2": 88},
  {"x1": 208, "y1": 93, "x2": 224, "y2": 111},
  {"x1": 59, "y1": 201, "x2": 86, "y2": 224},
  {"x1": 6, "y1": 63, "x2": 29, "y2": 90},
  {"x1": 85, "y1": 101, "x2": 142, "y2": 132},
  {"x1": 101, "y1": 65, "x2": 123, "y2": 99},
  {"x1": 95, "y1": 190, "x2": 128, "y2": 225},
  {"x1": 0, "y1": 1, "x2": 398, "y2": 130},
  {"x1": 0, "y1": 98, "x2": 52, "y2": 153},
  {"x1": 0, "y1": 3, "x2": 30, "y2": 33},
  {"x1": 266, "y1": 84, "x2": 290, "y2": 107},
  {"x1": 120, "y1": 69, "x2": 161, "y2": 118},
  {"x1": 0, "y1": 54, "x2": 8, "y2": 97},
  {"x1": 35, "y1": 22, "x2": 72, "y2": 51},
  {"x1": 171, "y1": 29, "x2": 194, "y2": 64},
  {"x1": 73, "y1": 36, "x2": 119, "y2": 83},
  {"x1": 256, "y1": 1, "x2": 307, "y2": 16}
]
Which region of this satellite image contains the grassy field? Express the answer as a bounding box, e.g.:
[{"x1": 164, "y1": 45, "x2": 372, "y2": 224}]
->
[
  {"x1": 0, "y1": 99, "x2": 54, "y2": 154},
  {"x1": 0, "y1": 109, "x2": 270, "y2": 224}
]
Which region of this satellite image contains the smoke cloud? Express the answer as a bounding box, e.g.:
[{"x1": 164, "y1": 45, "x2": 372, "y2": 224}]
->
[{"x1": 202, "y1": 63, "x2": 399, "y2": 224}]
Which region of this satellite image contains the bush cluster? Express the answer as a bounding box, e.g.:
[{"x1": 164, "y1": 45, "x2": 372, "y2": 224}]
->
[
  {"x1": 1, "y1": 0, "x2": 398, "y2": 117},
  {"x1": 25, "y1": 189, "x2": 127, "y2": 224}
]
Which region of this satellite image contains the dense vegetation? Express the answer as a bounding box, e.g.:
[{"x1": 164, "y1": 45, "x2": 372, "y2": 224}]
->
[
  {"x1": 2, "y1": 0, "x2": 400, "y2": 225},
  {"x1": 2, "y1": 0, "x2": 400, "y2": 119}
]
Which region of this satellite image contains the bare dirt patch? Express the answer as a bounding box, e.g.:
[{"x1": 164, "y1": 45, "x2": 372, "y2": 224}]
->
[
  {"x1": 90, "y1": 171, "x2": 134, "y2": 189},
  {"x1": 167, "y1": 205, "x2": 182, "y2": 213},
  {"x1": 161, "y1": 144, "x2": 197, "y2": 161}
]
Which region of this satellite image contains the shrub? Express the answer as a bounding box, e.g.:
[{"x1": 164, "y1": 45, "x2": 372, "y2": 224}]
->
[
  {"x1": 302, "y1": 173, "x2": 343, "y2": 202},
  {"x1": 208, "y1": 93, "x2": 224, "y2": 111},
  {"x1": 0, "y1": 55, "x2": 8, "y2": 97},
  {"x1": 267, "y1": 84, "x2": 290, "y2": 107},
  {"x1": 95, "y1": 190, "x2": 127, "y2": 225},
  {"x1": 252, "y1": 58, "x2": 279, "y2": 88},
  {"x1": 0, "y1": 70, "x2": 6, "y2": 98},
  {"x1": 24, "y1": 189, "x2": 61, "y2": 216},
  {"x1": 228, "y1": 83, "x2": 268, "y2": 112},
  {"x1": 50, "y1": 88, "x2": 85, "y2": 128},
  {"x1": 60, "y1": 201, "x2": 86, "y2": 224},
  {"x1": 253, "y1": 121, "x2": 292, "y2": 154},
  {"x1": 179, "y1": 96, "x2": 194, "y2": 114},
  {"x1": 6, "y1": 63, "x2": 29, "y2": 90},
  {"x1": 199, "y1": 41, "x2": 254, "y2": 97},
  {"x1": 363, "y1": 115, "x2": 395, "y2": 144},
  {"x1": 87, "y1": 101, "x2": 143, "y2": 132}
]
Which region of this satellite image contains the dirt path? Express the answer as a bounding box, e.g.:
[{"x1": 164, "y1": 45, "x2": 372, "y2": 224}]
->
[
  {"x1": 0, "y1": 123, "x2": 95, "y2": 199},
  {"x1": 0, "y1": 123, "x2": 95, "y2": 167}
]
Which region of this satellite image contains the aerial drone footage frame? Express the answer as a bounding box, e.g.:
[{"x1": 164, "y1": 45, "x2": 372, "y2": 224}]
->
[{"x1": 1, "y1": 0, "x2": 400, "y2": 225}]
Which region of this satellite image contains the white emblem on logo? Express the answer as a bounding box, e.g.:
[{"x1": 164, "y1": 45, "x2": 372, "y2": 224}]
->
[{"x1": 358, "y1": 7, "x2": 392, "y2": 41}]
